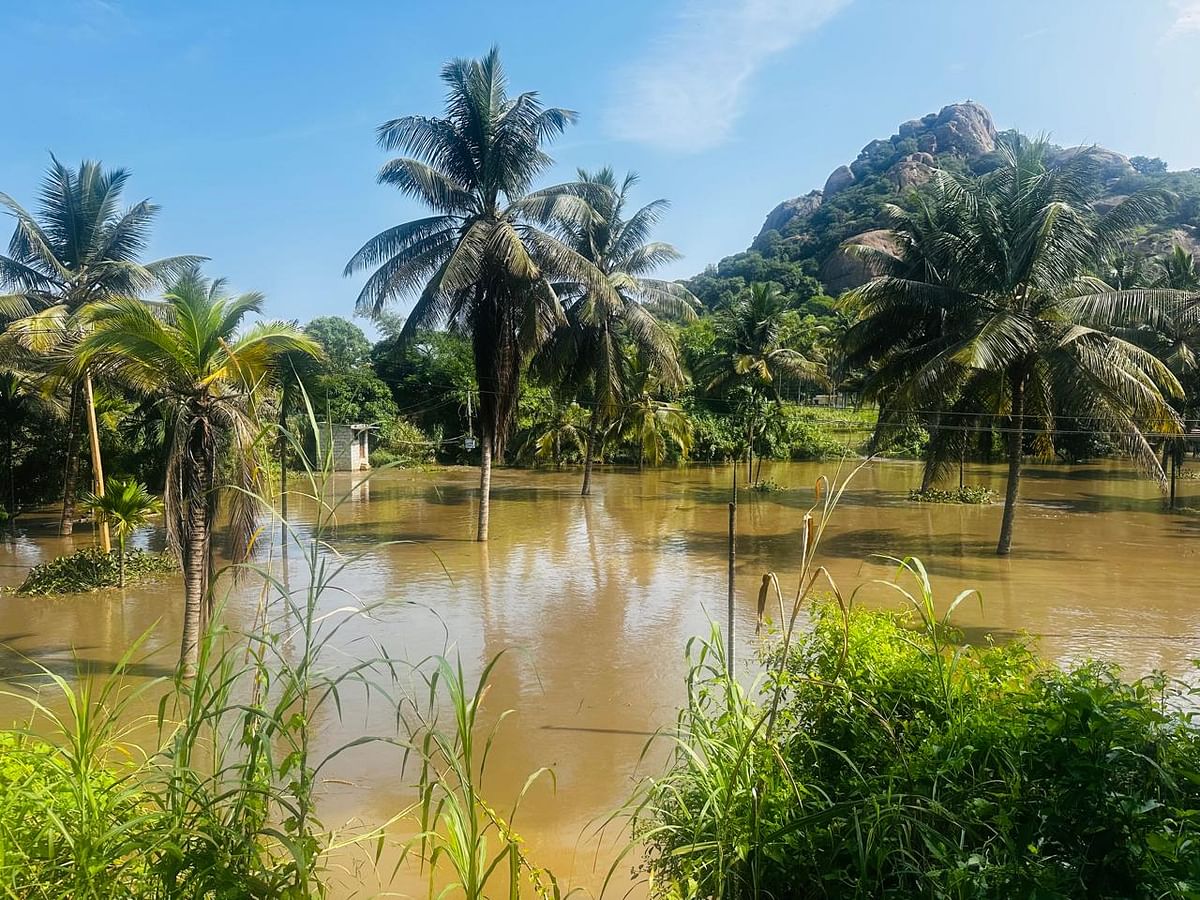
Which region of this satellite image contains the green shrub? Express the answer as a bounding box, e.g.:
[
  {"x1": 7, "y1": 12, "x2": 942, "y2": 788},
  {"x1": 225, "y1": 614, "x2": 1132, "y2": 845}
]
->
[
  {"x1": 776, "y1": 413, "x2": 849, "y2": 461},
  {"x1": 687, "y1": 409, "x2": 744, "y2": 461},
  {"x1": 908, "y1": 485, "x2": 996, "y2": 504},
  {"x1": 15, "y1": 548, "x2": 176, "y2": 595},
  {"x1": 688, "y1": 404, "x2": 861, "y2": 462},
  {"x1": 376, "y1": 417, "x2": 437, "y2": 466},
  {"x1": 0, "y1": 732, "x2": 152, "y2": 897},
  {"x1": 639, "y1": 590, "x2": 1200, "y2": 898},
  {"x1": 875, "y1": 419, "x2": 930, "y2": 457}
]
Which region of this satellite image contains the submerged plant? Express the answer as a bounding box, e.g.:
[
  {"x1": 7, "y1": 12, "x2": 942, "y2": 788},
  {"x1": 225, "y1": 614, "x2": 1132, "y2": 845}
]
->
[
  {"x1": 15, "y1": 546, "x2": 175, "y2": 595},
  {"x1": 907, "y1": 485, "x2": 996, "y2": 504},
  {"x1": 83, "y1": 477, "x2": 162, "y2": 587}
]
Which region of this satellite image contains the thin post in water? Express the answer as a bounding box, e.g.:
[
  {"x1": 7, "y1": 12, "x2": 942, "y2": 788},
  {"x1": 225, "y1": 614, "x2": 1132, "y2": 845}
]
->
[{"x1": 728, "y1": 461, "x2": 737, "y2": 674}]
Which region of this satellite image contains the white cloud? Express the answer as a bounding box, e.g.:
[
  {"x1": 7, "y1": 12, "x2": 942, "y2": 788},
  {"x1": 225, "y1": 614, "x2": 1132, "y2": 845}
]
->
[
  {"x1": 605, "y1": 0, "x2": 851, "y2": 153},
  {"x1": 1169, "y1": 0, "x2": 1200, "y2": 36}
]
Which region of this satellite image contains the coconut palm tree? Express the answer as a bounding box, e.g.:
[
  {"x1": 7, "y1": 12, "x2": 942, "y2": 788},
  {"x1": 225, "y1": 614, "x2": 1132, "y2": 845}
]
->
[
  {"x1": 74, "y1": 271, "x2": 320, "y2": 670},
  {"x1": 345, "y1": 47, "x2": 616, "y2": 541},
  {"x1": 1153, "y1": 244, "x2": 1200, "y2": 291},
  {"x1": 84, "y1": 476, "x2": 162, "y2": 587},
  {"x1": 538, "y1": 167, "x2": 698, "y2": 495},
  {"x1": 0, "y1": 157, "x2": 200, "y2": 536},
  {"x1": 699, "y1": 282, "x2": 828, "y2": 479},
  {"x1": 844, "y1": 139, "x2": 1183, "y2": 554},
  {"x1": 618, "y1": 356, "x2": 693, "y2": 469},
  {"x1": 516, "y1": 398, "x2": 587, "y2": 468}
]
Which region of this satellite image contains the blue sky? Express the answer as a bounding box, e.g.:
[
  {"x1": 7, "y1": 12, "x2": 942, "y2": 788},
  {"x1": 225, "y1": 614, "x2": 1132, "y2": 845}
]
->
[{"x1": 2, "y1": 0, "x2": 1198, "y2": 327}]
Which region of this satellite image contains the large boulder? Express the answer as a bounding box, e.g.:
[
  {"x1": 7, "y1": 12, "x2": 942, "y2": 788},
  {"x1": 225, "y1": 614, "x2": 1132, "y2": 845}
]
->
[
  {"x1": 758, "y1": 190, "x2": 823, "y2": 235},
  {"x1": 888, "y1": 154, "x2": 935, "y2": 190},
  {"x1": 823, "y1": 165, "x2": 856, "y2": 196},
  {"x1": 820, "y1": 229, "x2": 899, "y2": 295},
  {"x1": 898, "y1": 115, "x2": 935, "y2": 139},
  {"x1": 1048, "y1": 145, "x2": 1135, "y2": 180},
  {"x1": 931, "y1": 102, "x2": 997, "y2": 157}
]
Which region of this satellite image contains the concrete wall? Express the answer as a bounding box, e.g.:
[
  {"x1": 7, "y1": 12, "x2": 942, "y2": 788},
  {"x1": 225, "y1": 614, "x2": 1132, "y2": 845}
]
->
[{"x1": 321, "y1": 423, "x2": 371, "y2": 471}]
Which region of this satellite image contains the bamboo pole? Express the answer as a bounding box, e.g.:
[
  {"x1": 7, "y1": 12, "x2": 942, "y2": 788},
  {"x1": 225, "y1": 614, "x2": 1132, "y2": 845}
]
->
[{"x1": 83, "y1": 373, "x2": 111, "y2": 553}]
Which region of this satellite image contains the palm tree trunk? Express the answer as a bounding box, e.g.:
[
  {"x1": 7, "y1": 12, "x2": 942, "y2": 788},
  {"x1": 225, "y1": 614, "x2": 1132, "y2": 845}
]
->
[
  {"x1": 920, "y1": 463, "x2": 936, "y2": 492},
  {"x1": 118, "y1": 536, "x2": 126, "y2": 589},
  {"x1": 477, "y1": 430, "x2": 492, "y2": 542},
  {"x1": 996, "y1": 371, "x2": 1025, "y2": 556},
  {"x1": 581, "y1": 414, "x2": 598, "y2": 497},
  {"x1": 181, "y1": 429, "x2": 215, "y2": 674},
  {"x1": 59, "y1": 382, "x2": 82, "y2": 536}
]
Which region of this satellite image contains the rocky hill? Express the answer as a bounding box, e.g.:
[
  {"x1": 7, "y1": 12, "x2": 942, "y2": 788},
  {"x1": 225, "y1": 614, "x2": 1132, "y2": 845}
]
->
[{"x1": 687, "y1": 102, "x2": 1200, "y2": 307}]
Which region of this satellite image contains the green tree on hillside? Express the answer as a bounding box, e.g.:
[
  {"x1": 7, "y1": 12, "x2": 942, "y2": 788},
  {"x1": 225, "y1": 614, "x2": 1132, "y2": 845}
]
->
[
  {"x1": 345, "y1": 48, "x2": 616, "y2": 541},
  {"x1": 1153, "y1": 244, "x2": 1200, "y2": 290}
]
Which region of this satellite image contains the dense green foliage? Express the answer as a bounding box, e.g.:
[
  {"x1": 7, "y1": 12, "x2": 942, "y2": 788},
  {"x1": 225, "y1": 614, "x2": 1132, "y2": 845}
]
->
[
  {"x1": 15, "y1": 547, "x2": 175, "y2": 595},
  {"x1": 640, "y1": 598, "x2": 1200, "y2": 898},
  {"x1": 302, "y1": 315, "x2": 372, "y2": 369}
]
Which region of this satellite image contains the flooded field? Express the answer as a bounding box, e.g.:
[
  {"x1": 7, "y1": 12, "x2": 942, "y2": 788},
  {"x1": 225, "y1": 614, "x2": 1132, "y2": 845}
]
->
[{"x1": 2, "y1": 458, "x2": 1198, "y2": 895}]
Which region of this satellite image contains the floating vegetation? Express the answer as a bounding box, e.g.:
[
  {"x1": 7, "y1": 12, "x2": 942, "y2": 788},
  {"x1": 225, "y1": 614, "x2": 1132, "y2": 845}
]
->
[
  {"x1": 751, "y1": 479, "x2": 786, "y2": 493},
  {"x1": 15, "y1": 548, "x2": 176, "y2": 595},
  {"x1": 908, "y1": 485, "x2": 996, "y2": 505}
]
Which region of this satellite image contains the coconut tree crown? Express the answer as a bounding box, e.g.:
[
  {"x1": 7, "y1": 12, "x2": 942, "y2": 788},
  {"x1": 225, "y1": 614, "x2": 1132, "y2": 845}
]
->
[
  {"x1": 74, "y1": 271, "x2": 320, "y2": 564},
  {"x1": 843, "y1": 137, "x2": 1185, "y2": 552},
  {"x1": 0, "y1": 156, "x2": 203, "y2": 336}
]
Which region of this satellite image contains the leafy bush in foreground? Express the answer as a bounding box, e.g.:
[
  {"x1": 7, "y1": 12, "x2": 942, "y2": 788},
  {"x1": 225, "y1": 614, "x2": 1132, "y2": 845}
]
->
[
  {"x1": 16, "y1": 547, "x2": 176, "y2": 595},
  {"x1": 639, "y1": 590, "x2": 1200, "y2": 898}
]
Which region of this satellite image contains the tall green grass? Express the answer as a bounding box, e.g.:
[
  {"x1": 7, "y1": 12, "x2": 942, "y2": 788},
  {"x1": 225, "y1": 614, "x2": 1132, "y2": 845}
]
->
[
  {"x1": 0, "y1": 412, "x2": 565, "y2": 898},
  {"x1": 623, "y1": 468, "x2": 1200, "y2": 898},
  {"x1": 397, "y1": 652, "x2": 569, "y2": 899}
]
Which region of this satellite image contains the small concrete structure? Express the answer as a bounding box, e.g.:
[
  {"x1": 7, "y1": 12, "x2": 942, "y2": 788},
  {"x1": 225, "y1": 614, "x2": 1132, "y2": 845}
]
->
[{"x1": 320, "y1": 422, "x2": 372, "y2": 471}]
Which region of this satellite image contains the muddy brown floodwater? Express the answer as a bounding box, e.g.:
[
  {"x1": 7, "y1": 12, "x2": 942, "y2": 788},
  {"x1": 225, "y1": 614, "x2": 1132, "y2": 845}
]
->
[{"x1": 2, "y1": 459, "x2": 1199, "y2": 896}]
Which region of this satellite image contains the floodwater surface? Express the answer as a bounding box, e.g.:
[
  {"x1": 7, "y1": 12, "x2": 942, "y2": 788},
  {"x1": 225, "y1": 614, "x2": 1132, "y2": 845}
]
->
[{"x1": 1, "y1": 459, "x2": 1199, "y2": 895}]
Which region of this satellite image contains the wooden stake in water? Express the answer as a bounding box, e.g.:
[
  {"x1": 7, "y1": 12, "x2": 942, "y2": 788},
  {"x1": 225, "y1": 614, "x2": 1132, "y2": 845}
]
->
[
  {"x1": 83, "y1": 373, "x2": 111, "y2": 554},
  {"x1": 728, "y1": 462, "x2": 737, "y2": 674}
]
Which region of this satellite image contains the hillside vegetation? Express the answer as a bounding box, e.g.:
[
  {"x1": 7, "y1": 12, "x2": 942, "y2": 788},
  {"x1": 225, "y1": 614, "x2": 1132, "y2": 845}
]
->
[{"x1": 687, "y1": 101, "x2": 1200, "y2": 308}]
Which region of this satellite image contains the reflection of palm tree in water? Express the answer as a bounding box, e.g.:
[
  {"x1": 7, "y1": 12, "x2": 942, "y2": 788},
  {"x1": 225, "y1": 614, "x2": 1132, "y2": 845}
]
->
[{"x1": 468, "y1": 475, "x2": 688, "y2": 851}]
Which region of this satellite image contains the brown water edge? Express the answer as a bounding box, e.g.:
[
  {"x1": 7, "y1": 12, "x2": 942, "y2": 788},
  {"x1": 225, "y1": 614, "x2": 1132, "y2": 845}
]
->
[{"x1": 2, "y1": 458, "x2": 1200, "y2": 897}]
